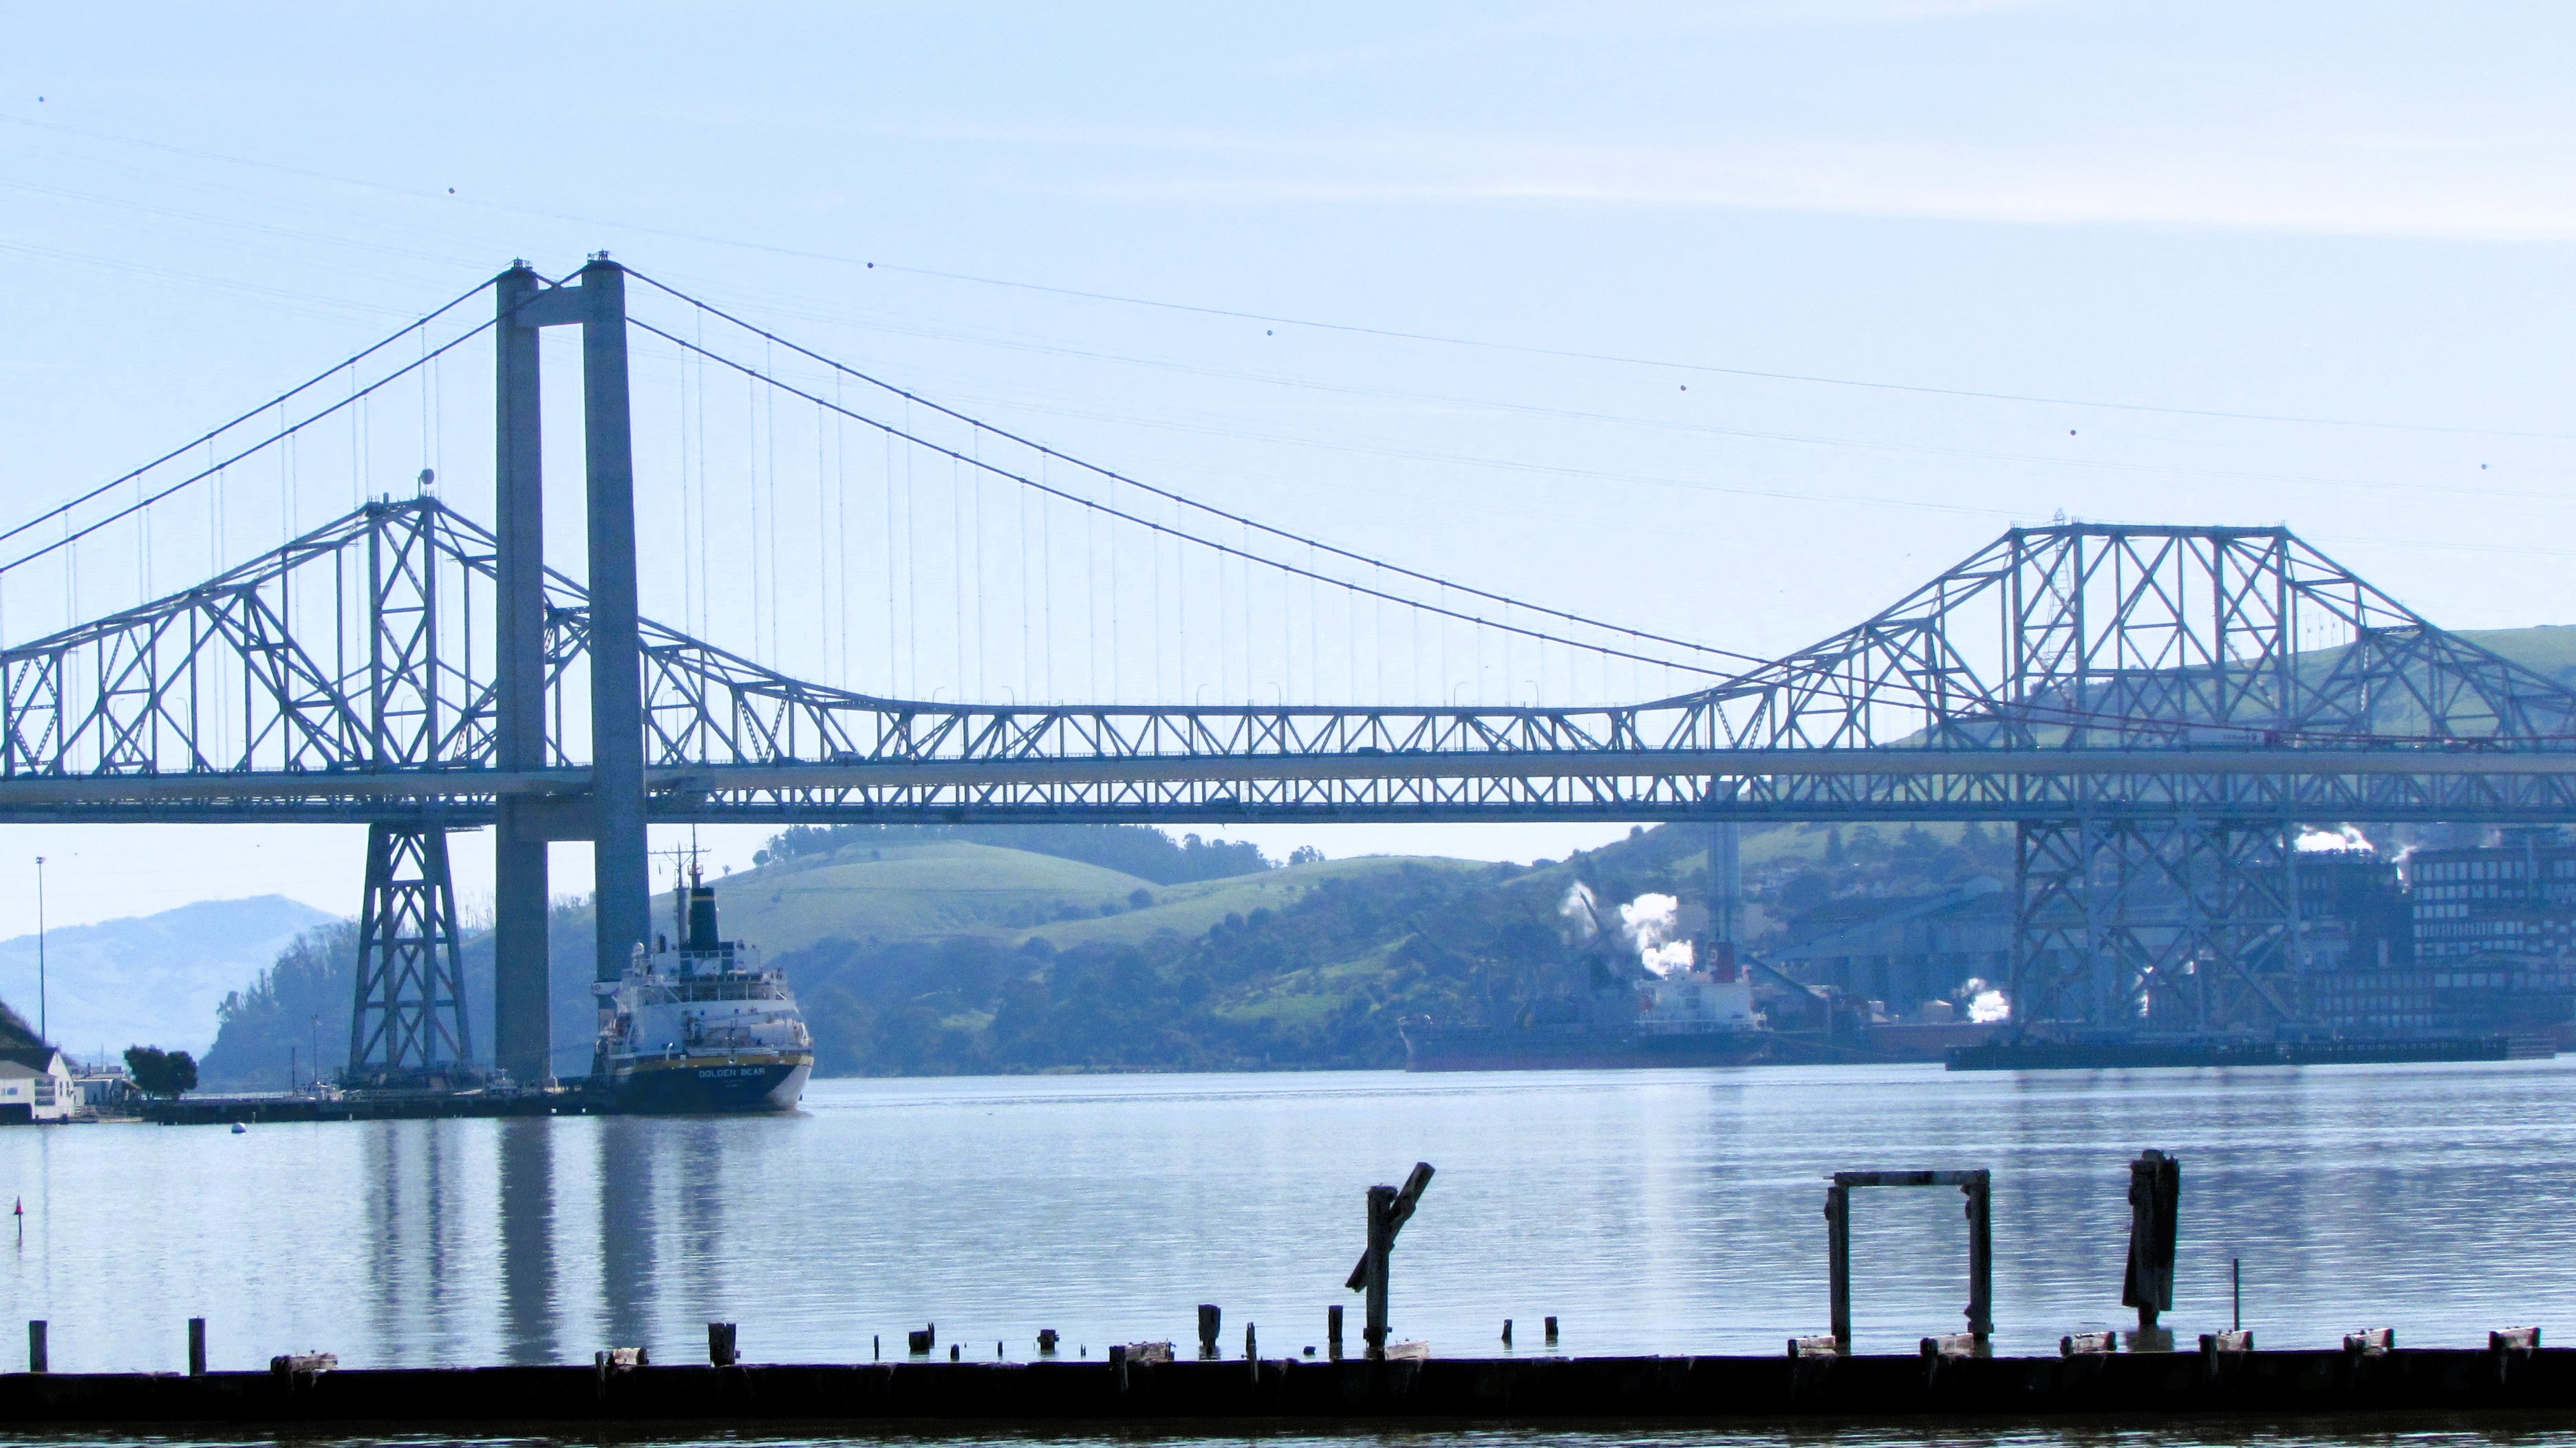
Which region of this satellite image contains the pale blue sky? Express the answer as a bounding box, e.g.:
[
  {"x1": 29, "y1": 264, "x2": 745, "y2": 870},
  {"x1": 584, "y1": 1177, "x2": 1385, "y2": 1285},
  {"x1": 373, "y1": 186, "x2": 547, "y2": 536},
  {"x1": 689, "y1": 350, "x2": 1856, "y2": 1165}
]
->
[{"x1": 0, "y1": 1, "x2": 2570, "y2": 933}]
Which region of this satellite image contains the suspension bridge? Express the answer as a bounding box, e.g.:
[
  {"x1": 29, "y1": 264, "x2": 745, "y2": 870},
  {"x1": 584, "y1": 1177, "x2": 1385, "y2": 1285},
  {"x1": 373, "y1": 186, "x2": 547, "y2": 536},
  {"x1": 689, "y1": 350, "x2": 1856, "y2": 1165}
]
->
[{"x1": 8, "y1": 257, "x2": 2574, "y2": 1083}]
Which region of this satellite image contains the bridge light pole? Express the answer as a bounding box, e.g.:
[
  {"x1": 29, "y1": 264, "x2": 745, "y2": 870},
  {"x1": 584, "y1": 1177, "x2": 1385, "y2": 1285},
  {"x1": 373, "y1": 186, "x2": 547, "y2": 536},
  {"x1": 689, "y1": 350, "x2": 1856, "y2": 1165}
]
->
[{"x1": 32, "y1": 856, "x2": 44, "y2": 1046}]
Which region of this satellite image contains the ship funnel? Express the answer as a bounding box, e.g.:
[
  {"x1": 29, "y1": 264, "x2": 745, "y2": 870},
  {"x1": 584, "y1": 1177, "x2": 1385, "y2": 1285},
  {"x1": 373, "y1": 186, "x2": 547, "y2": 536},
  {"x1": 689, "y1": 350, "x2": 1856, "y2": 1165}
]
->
[{"x1": 685, "y1": 884, "x2": 720, "y2": 952}]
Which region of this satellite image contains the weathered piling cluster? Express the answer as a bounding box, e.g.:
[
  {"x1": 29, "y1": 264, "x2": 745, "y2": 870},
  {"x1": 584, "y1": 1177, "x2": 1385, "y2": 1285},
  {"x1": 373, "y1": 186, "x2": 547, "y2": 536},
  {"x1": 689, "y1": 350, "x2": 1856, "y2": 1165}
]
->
[{"x1": 4, "y1": 1151, "x2": 2564, "y2": 1431}]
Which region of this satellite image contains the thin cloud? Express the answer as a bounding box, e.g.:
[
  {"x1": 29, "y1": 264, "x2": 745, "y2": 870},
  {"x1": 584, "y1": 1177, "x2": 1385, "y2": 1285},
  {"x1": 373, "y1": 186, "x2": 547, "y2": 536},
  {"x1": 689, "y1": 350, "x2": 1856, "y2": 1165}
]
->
[{"x1": 1020, "y1": 131, "x2": 2576, "y2": 243}]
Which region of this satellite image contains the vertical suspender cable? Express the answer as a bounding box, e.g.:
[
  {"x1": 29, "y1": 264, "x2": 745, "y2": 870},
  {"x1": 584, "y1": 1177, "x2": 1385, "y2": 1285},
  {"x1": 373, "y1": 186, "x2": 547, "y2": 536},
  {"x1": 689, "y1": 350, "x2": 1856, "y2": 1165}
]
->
[
  {"x1": 1042, "y1": 457, "x2": 1053, "y2": 702},
  {"x1": 972, "y1": 432, "x2": 984, "y2": 702},
  {"x1": 1018, "y1": 444, "x2": 1030, "y2": 703},
  {"x1": 953, "y1": 455, "x2": 965, "y2": 697},
  {"x1": 815, "y1": 398, "x2": 830, "y2": 681},
  {"x1": 742, "y1": 371, "x2": 757, "y2": 664}
]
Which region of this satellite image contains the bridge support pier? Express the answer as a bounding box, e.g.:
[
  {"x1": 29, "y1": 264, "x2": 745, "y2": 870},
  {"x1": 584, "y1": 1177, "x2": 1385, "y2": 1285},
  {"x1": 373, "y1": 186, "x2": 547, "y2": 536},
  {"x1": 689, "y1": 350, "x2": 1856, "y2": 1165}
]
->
[
  {"x1": 492, "y1": 263, "x2": 552, "y2": 1086},
  {"x1": 484, "y1": 257, "x2": 652, "y2": 1085},
  {"x1": 577, "y1": 257, "x2": 652, "y2": 994},
  {"x1": 2010, "y1": 818, "x2": 2299, "y2": 1035},
  {"x1": 346, "y1": 822, "x2": 473, "y2": 1086}
]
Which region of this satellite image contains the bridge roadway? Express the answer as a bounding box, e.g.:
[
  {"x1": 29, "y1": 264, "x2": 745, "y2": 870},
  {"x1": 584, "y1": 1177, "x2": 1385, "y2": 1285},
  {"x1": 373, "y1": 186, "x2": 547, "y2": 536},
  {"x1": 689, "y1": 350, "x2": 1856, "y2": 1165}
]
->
[{"x1": 0, "y1": 743, "x2": 2571, "y2": 825}]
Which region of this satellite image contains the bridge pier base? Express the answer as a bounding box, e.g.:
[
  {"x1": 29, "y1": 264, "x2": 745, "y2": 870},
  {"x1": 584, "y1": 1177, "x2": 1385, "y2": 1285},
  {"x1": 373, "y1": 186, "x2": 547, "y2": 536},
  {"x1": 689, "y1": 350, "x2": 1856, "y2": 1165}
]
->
[
  {"x1": 345, "y1": 822, "x2": 475, "y2": 1087},
  {"x1": 2010, "y1": 818, "x2": 2299, "y2": 1035}
]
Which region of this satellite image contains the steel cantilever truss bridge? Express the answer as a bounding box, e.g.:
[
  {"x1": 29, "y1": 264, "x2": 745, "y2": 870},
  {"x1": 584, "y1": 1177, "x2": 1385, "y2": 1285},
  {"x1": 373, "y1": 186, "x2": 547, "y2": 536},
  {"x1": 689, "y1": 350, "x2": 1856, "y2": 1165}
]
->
[{"x1": 9, "y1": 257, "x2": 2575, "y2": 1080}]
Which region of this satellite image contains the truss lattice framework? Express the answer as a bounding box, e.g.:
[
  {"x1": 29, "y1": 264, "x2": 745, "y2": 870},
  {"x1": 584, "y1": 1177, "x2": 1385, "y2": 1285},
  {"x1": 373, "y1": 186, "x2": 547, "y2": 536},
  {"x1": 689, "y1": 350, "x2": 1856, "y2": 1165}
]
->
[
  {"x1": 345, "y1": 822, "x2": 472, "y2": 1078},
  {"x1": 2011, "y1": 818, "x2": 2299, "y2": 1033},
  {"x1": 3, "y1": 504, "x2": 2576, "y2": 824}
]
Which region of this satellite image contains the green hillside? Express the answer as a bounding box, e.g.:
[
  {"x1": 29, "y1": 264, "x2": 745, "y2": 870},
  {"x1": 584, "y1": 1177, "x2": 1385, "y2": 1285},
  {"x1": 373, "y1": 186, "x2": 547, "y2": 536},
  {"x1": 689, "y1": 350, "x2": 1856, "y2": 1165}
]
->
[
  {"x1": 2462, "y1": 624, "x2": 2576, "y2": 685},
  {"x1": 707, "y1": 840, "x2": 1167, "y2": 955}
]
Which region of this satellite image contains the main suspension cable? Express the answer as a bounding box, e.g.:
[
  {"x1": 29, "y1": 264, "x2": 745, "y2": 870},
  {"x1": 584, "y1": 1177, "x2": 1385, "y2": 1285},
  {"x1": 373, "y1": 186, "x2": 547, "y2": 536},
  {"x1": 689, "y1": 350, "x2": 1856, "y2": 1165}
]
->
[
  {"x1": 0, "y1": 275, "x2": 497, "y2": 549},
  {"x1": 0, "y1": 318, "x2": 498, "y2": 576},
  {"x1": 626, "y1": 268, "x2": 1763, "y2": 670},
  {"x1": 628, "y1": 315, "x2": 1728, "y2": 679}
]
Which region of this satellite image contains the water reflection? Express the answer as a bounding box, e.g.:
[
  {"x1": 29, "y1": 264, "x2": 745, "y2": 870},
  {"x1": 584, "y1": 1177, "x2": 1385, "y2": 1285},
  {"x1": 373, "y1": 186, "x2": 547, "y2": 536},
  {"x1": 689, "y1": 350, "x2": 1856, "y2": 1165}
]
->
[
  {"x1": 497, "y1": 1117, "x2": 555, "y2": 1363},
  {"x1": 600, "y1": 1116, "x2": 657, "y2": 1352},
  {"x1": 8, "y1": 1061, "x2": 2576, "y2": 1374}
]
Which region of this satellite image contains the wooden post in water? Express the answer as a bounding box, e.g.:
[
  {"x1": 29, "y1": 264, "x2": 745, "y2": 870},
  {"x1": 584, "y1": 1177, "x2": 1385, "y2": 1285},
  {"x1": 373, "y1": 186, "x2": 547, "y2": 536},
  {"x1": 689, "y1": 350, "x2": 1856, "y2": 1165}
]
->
[
  {"x1": 1825, "y1": 1182, "x2": 1853, "y2": 1349},
  {"x1": 187, "y1": 1319, "x2": 206, "y2": 1377},
  {"x1": 707, "y1": 1322, "x2": 736, "y2": 1367},
  {"x1": 1327, "y1": 1303, "x2": 1344, "y2": 1361},
  {"x1": 1964, "y1": 1169, "x2": 1993, "y2": 1342},
  {"x1": 2122, "y1": 1150, "x2": 2178, "y2": 1345},
  {"x1": 26, "y1": 1321, "x2": 44, "y2": 1374},
  {"x1": 1362, "y1": 1186, "x2": 1395, "y2": 1360},
  {"x1": 1344, "y1": 1162, "x2": 1435, "y2": 1363},
  {"x1": 1198, "y1": 1304, "x2": 1221, "y2": 1360}
]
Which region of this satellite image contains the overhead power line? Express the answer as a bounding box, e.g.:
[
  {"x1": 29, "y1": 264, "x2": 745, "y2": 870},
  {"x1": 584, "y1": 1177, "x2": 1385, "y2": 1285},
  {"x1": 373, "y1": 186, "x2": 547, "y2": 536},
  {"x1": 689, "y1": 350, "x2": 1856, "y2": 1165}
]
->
[{"x1": 6, "y1": 113, "x2": 2559, "y2": 444}]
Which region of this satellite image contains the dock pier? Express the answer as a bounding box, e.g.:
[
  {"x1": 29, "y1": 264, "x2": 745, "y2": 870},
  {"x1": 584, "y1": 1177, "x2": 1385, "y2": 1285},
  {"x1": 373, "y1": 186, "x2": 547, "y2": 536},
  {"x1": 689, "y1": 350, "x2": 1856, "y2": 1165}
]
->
[{"x1": 4, "y1": 1345, "x2": 2574, "y2": 1429}]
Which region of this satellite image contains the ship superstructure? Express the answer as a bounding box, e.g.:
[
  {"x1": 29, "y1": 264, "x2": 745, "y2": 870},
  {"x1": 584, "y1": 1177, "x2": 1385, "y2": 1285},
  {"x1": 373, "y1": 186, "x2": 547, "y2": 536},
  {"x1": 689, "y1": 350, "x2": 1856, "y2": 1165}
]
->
[{"x1": 592, "y1": 860, "x2": 813, "y2": 1112}]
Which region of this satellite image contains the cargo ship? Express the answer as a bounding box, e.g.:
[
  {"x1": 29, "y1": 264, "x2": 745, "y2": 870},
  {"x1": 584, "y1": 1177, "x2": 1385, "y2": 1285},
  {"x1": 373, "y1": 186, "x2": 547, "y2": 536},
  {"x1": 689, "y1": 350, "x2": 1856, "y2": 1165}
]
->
[
  {"x1": 591, "y1": 859, "x2": 813, "y2": 1112},
  {"x1": 1401, "y1": 955, "x2": 1782, "y2": 1069}
]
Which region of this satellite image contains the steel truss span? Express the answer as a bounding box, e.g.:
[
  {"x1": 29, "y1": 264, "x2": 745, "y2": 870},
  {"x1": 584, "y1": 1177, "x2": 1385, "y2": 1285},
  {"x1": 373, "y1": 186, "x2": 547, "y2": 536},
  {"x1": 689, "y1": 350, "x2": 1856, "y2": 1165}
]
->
[
  {"x1": 17, "y1": 259, "x2": 2576, "y2": 1052},
  {"x1": 1, "y1": 502, "x2": 2573, "y2": 826}
]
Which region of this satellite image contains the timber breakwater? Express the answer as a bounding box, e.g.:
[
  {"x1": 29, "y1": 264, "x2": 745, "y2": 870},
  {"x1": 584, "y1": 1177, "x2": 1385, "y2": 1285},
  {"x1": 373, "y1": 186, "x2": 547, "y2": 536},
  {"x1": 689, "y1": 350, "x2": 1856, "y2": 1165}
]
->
[{"x1": 3, "y1": 1343, "x2": 2575, "y2": 1429}]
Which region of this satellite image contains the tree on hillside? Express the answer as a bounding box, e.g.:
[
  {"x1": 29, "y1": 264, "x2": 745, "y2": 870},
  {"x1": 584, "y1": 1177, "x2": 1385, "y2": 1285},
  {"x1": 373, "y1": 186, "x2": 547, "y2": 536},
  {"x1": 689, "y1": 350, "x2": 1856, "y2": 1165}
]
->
[
  {"x1": 0, "y1": 997, "x2": 36, "y2": 1052},
  {"x1": 125, "y1": 1045, "x2": 198, "y2": 1098}
]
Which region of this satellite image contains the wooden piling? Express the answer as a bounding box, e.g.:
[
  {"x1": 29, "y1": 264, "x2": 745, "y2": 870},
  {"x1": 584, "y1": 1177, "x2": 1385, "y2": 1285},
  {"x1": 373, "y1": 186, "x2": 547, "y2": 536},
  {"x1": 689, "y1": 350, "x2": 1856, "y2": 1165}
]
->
[
  {"x1": 1363, "y1": 1184, "x2": 1395, "y2": 1361},
  {"x1": 2123, "y1": 1149, "x2": 2180, "y2": 1337},
  {"x1": 188, "y1": 1318, "x2": 206, "y2": 1377},
  {"x1": 1198, "y1": 1304, "x2": 1221, "y2": 1361},
  {"x1": 1825, "y1": 1183, "x2": 1852, "y2": 1348},
  {"x1": 1327, "y1": 1304, "x2": 1343, "y2": 1361},
  {"x1": 1501, "y1": 1319, "x2": 1513, "y2": 1346},
  {"x1": 1037, "y1": 1329, "x2": 1059, "y2": 1356},
  {"x1": 707, "y1": 1323, "x2": 737, "y2": 1368},
  {"x1": 1545, "y1": 1315, "x2": 1558, "y2": 1345},
  {"x1": 1964, "y1": 1171, "x2": 1993, "y2": 1341},
  {"x1": 25, "y1": 1321, "x2": 43, "y2": 1374}
]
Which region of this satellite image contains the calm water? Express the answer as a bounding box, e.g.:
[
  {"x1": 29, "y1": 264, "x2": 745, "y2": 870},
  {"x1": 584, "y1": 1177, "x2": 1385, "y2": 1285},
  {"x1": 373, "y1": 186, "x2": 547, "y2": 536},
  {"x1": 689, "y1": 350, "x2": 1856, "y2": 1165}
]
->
[{"x1": 6, "y1": 1060, "x2": 2576, "y2": 1439}]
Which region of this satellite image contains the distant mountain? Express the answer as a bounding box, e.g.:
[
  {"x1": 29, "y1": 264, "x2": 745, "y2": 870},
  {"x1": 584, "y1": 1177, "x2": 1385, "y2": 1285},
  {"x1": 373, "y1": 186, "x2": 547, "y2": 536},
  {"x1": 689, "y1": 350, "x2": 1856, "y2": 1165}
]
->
[{"x1": 0, "y1": 895, "x2": 336, "y2": 1061}]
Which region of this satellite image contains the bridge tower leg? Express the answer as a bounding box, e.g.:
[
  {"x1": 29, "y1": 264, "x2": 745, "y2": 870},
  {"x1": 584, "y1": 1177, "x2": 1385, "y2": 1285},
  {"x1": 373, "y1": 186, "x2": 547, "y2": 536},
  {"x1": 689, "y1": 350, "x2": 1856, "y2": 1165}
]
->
[
  {"x1": 346, "y1": 822, "x2": 473, "y2": 1085},
  {"x1": 483, "y1": 257, "x2": 653, "y2": 1085},
  {"x1": 2009, "y1": 817, "x2": 2300, "y2": 1036},
  {"x1": 577, "y1": 257, "x2": 652, "y2": 992},
  {"x1": 491, "y1": 262, "x2": 552, "y2": 1085}
]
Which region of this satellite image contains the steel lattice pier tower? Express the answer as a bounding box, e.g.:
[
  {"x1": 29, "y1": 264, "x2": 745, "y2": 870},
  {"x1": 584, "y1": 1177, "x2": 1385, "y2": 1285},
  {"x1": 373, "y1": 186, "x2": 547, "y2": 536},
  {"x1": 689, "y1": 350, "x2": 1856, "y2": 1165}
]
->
[{"x1": 345, "y1": 823, "x2": 473, "y2": 1082}]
